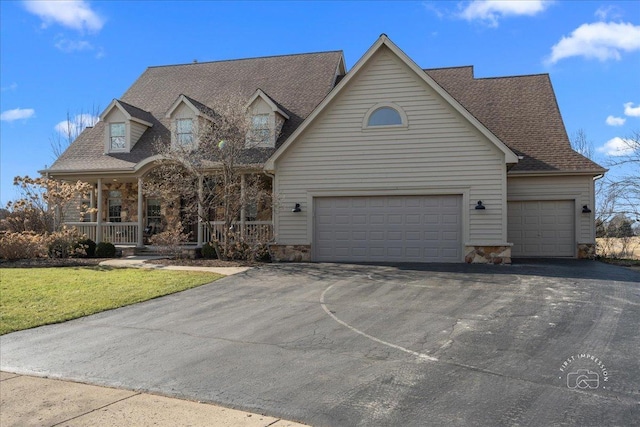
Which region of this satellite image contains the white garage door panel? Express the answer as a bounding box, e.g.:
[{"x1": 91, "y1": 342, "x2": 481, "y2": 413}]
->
[
  {"x1": 314, "y1": 195, "x2": 462, "y2": 263},
  {"x1": 508, "y1": 200, "x2": 575, "y2": 257}
]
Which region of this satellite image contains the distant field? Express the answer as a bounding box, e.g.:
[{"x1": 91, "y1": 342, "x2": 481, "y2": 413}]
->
[{"x1": 596, "y1": 237, "x2": 640, "y2": 259}]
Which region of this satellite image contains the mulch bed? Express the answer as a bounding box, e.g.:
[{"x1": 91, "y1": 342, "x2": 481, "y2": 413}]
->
[
  {"x1": 0, "y1": 258, "x2": 107, "y2": 268},
  {"x1": 0, "y1": 257, "x2": 257, "y2": 268}
]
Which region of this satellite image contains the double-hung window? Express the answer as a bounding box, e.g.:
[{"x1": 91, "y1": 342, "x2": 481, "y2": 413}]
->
[
  {"x1": 251, "y1": 114, "x2": 270, "y2": 145},
  {"x1": 110, "y1": 123, "x2": 126, "y2": 150},
  {"x1": 176, "y1": 118, "x2": 193, "y2": 145},
  {"x1": 108, "y1": 191, "x2": 122, "y2": 222}
]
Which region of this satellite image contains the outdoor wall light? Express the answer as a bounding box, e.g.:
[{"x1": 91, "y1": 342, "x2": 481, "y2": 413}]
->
[
  {"x1": 475, "y1": 201, "x2": 486, "y2": 210},
  {"x1": 582, "y1": 205, "x2": 592, "y2": 213},
  {"x1": 292, "y1": 203, "x2": 302, "y2": 213}
]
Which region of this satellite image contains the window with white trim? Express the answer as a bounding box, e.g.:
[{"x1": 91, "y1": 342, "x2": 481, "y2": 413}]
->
[
  {"x1": 250, "y1": 114, "x2": 270, "y2": 145},
  {"x1": 108, "y1": 191, "x2": 122, "y2": 222},
  {"x1": 176, "y1": 118, "x2": 193, "y2": 145},
  {"x1": 367, "y1": 107, "x2": 402, "y2": 126},
  {"x1": 110, "y1": 123, "x2": 126, "y2": 150}
]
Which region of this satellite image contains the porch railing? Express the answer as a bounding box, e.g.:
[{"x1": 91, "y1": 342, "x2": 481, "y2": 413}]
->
[
  {"x1": 65, "y1": 221, "x2": 271, "y2": 246},
  {"x1": 202, "y1": 221, "x2": 273, "y2": 244},
  {"x1": 65, "y1": 222, "x2": 139, "y2": 245},
  {"x1": 66, "y1": 222, "x2": 97, "y2": 242}
]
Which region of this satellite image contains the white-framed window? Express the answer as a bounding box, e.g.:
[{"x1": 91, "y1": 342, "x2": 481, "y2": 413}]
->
[
  {"x1": 363, "y1": 103, "x2": 408, "y2": 129},
  {"x1": 110, "y1": 123, "x2": 126, "y2": 150},
  {"x1": 250, "y1": 114, "x2": 270, "y2": 145},
  {"x1": 108, "y1": 190, "x2": 122, "y2": 222},
  {"x1": 176, "y1": 118, "x2": 193, "y2": 145},
  {"x1": 146, "y1": 198, "x2": 161, "y2": 233},
  {"x1": 368, "y1": 107, "x2": 402, "y2": 126}
]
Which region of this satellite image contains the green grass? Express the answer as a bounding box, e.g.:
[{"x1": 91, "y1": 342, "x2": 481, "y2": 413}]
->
[{"x1": 0, "y1": 267, "x2": 223, "y2": 335}]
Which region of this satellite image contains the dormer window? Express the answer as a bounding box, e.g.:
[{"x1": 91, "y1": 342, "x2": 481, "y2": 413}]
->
[
  {"x1": 101, "y1": 100, "x2": 153, "y2": 154},
  {"x1": 251, "y1": 114, "x2": 270, "y2": 145},
  {"x1": 245, "y1": 89, "x2": 289, "y2": 148},
  {"x1": 110, "y1": 123, "x2": 126, "y2": 150},
  {"x1": 176, "y1": 118, "x2": 193, "y2": 145}
]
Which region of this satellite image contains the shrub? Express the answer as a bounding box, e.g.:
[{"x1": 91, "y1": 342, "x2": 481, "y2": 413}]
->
[
  {"x1": 201, "y1": 242, "x2": 218, "y2": 259},
  {"x1": 96, "y1": 242, "x2": 116, "y2": 258},
  {"x1": 252, "y1": 243, "x2": 271, "y2": 262},
  {"x1": 75, "y1": 238, "x2": 96, "y2": 258},
  {"x1": 149, "y1": 223, "x2": 191, "y2": 258},
  {"x1": 0, "y1": 232, "x2": 47, "y2": 260},
  {"x1": 47, "y1": 228, "x2": 84, "y2": 258}
]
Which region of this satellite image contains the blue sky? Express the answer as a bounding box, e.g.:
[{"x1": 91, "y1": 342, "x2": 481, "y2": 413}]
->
[{"x1": 1, "y1": 0, "x2": 639, "y2": 205}]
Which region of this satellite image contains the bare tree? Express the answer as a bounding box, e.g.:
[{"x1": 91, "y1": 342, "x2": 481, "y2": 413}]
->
[
  {"x1": 571, "y1": 128, "x2": 595, "y2": 160},
  {"x1": 144, "y1": 95, "x2": 274, "y2": 260},
  {"x1": 605, "y1": 130, "x2": 640, "y2": 220},
  {"x1": 50, "y1": 106, "x2": 100, "y2": 159}
]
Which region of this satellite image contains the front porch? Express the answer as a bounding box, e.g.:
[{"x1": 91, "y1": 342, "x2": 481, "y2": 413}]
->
[{"x1": 62, "y1": 174, "x2": 273, "y2": 248}]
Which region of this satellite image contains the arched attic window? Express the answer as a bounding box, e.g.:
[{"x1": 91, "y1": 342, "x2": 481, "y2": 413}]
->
[{"x1": 363, "y1": 102, "x2": 408, "y2": 129}]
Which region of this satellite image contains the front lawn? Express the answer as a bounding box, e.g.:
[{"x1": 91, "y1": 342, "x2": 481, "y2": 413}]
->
[{"x1": 0, "y1": 267, "x2": 223, "y2": 335}]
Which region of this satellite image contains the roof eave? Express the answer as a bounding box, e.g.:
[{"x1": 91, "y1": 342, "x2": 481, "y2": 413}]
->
[{"x1": 507, "y1": 169, "x2": 608, "y2": 177}]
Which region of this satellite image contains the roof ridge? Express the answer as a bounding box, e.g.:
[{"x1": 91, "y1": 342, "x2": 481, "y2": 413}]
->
[{"x1": 147, "y1": 50, "x2": 344, "y2": 69}]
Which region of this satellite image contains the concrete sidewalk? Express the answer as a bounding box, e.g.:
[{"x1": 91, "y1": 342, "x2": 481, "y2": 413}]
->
[
  {"x1": 0, "y1": 372, "x2": 307, "y2": 427},
  {"x1": 99, "y1": 256, "x2": 252, "y2": 276}
]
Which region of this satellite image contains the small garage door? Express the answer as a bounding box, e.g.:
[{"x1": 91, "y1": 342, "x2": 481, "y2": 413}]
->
[
  {"x1": 314, "y1": 195, "x2": 462, "y2": 263},
  {"x1": 508, "y1": 200, "x2": 575, "y2": 257}
]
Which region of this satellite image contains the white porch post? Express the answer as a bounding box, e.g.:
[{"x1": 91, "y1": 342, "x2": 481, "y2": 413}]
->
[
  {"x1": 197, "y1": 176, "x2": 203, "y2": 247},
  {"x1": 240, "y1": 174, "x2": 246, "y2": 239},
  {"x1": 96, "y1": 178, "x2": 103, "y2": 243},
  {"x1": 137, "y1": 177, "x2": 144, "y2": 248},
  {"x1": 90, "y1": 186, "x2": 96, "y2": 222}
]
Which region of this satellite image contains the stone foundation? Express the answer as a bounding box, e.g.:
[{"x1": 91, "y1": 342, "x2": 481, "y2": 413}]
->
[
  {"x1": 269, "y1": 244, "x2": 311, "y2": 262},
  {"x1": 577, "y1": 243, "x2": 596, "y2": 259},
  {"x1": 465, "y1": 245, "x2": 512, "y2": 264}
]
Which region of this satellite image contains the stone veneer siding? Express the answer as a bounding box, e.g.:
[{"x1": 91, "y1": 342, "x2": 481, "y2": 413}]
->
[
  {"x1": 465, "y1": 245, "x2": 512, "y2": 264},
  {"x1": 577, "y1": 243, "x2": 596, "y2": 259}
]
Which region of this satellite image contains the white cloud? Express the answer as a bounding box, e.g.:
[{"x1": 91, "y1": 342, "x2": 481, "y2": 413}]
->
[
  {"x1": 54, "y1": 37, "x2": 93, "y2": 53},
  {"x1": 55, "y1": 113, "x2": 99, "y2": 137},
  {"x1": 1, "y1": 82, "x2": 18, "y2": 92},
  {"x1": 624, "y1": 102, "x2": 640, "y2": 117},
  {"x1": 598, "y1": 137, "x2": 635, "y2": 156},
  {"x1": 547, "y1": 22, "x2": 640, "y2": 64},
  {"x1": 23, "y1": 0, "x2": 104, "y2": 32},
  {"x1": 459, "y1": 0, "x2": 551, "y2": 27},
  {"x1": 606, "y1": 115, "x2": 626, "y2": 126},
  {"x1": 1, "y1": 108, "x2": 35, "y2": 122},
  {"x1": 595, "y1": 5, "x2": 622, "y2": 21}
]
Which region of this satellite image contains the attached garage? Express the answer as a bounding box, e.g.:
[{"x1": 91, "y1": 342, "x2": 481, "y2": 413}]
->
[
  {"x1": 313, "y1": 195, "x2": 462, "y2": 263},
  {"x1": 508, "y1": 200, "x2": 575, "y2": 257}
]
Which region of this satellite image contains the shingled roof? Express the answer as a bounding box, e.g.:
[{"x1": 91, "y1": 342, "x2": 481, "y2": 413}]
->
[
  {"x1": 47, "y1": 49, "x2": 604, "y2": 175},
  {"x1": 425, "y1": 66, "x2": 605, "y2": 173},
  {"x1": 47, "y1": 51, "x2": 344, "y2": 172}
]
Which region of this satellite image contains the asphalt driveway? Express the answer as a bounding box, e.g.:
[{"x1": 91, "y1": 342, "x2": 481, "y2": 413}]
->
[{"x1": 2, "y1": 260, "x2": 639, "y2": 426}]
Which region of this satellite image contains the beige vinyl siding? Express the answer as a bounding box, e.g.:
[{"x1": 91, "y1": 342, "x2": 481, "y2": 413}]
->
[
  {"x1": 274, "y1": 46, "x2": 508, "y2": 245},
  {"x1": 130, "y1": 121, "x2": 147, "y2": 148},
  {"x1": 507, "y1": 175, "x2": 595, "y2": 244}
]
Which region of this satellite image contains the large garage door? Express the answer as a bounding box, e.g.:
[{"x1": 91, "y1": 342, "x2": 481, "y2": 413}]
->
[
  {"x1": 508, "y1": 200, "x2": 575, "y2": 257},
  {"x1": 314, "y1": 195, "x2": 462, "y2": 263}
]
